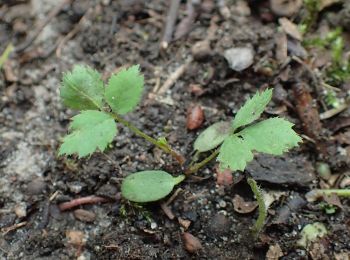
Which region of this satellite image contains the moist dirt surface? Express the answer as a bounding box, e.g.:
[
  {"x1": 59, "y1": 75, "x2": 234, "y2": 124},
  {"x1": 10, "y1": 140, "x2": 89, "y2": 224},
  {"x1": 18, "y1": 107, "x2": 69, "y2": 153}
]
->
[{"x1": 1, "y1": 0, "x2": 350, "y2": 259}]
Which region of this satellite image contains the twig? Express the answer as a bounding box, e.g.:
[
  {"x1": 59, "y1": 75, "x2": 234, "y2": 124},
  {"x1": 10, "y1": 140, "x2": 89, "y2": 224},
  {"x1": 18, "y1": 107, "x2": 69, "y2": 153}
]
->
[
  {"x1": 49, "y1": 190, "x2": 60, "y2": 201},
  {"x1": 165, "y1": 188, "x2": 183, "y2": 206},
  {"x1": 160, "y1": 203, "x2": 175, "y2": 219},
  {"x1": 174, "y1": 0, "x2": 200, "y2": 40},
  {"x1": 320, "y1": 99, "x2": 350, "y2": 120},
  {"x1": 157, "y1": 57, "x2": 193, "y2": 95},
  {"x1": 15, "y1": 0, "x2": 72, "y2": 53},
  {"x1": 1, "y1": 221, "x2": 27, "y2": 235},
  {"x1": 160, "y1": 0, "x2": 181, "y2": 50},
  {"x1": 58, "y1": 195, "x2": 109, "y2": 211},
  {"x1": 56, "y1": 8, "x2": 91, "y2": 58},
  {"x1": 185, "y1": 149, "x2": 219, "y2": 175},
  {"x1": 160, "y1": 188, "x2": 183, "y2": 220}
]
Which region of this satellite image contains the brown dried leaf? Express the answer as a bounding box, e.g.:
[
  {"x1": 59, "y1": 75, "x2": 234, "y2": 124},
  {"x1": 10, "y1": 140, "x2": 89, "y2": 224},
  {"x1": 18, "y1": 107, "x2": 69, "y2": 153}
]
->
[
  {"x1": 293, "y1": 83, "x2": 322, "y2": 140},
  {"x1": 232, "y1": 194, "x2": 258, "y2": 214},
  {"x1": 323, "y1": 194, "x2": 343, "y2": 209}
]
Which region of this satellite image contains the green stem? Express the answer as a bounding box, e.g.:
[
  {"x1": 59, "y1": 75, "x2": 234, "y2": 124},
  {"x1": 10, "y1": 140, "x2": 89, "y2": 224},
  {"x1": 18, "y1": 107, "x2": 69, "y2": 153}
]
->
[
  {"x1": 320, "y1": 189, "x2": 350, "y2": 196},
  {"x1": 111, "y1": 113, "x2": 185, "y2": 164},
  {"x1": 247, "y1": 177, "x2": 267, "y2": 237},
  {"x1": 0, "y1": 43, "x2": 14, "y2": 69},
  {"x1": 185, "y1": 149, "x2": 220, "y2": 175}
]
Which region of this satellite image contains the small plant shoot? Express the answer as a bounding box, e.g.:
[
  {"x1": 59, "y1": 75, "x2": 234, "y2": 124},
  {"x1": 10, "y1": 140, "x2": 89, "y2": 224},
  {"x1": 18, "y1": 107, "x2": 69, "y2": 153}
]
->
[
  {"x1": 194, "y1": 89, "x2": 302, "y2": 172},
  {"x1": 58, "y1": 64, "x2": 301, "y2": 235},
  {"x1": 59, "y1": 64, "x2": 144, "y2": 157}
]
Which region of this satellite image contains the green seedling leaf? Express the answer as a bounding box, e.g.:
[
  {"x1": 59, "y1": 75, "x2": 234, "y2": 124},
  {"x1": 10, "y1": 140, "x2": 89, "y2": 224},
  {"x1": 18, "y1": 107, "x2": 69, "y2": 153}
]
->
[
  {"x1": 61, "y1": 65, "x2": 104, "y2": 110},
  {"x1": 157, "y1": 136, "x2": 168, "y2": 146},
  {"x1": 121, "y1": 170, "x2": 185, "y2": 202},
  {"x1": 239, "y1": 117, "x2": 302, "y2": 155},
  {"x1": 59, "y1": 110, "x2": 117, "y2": 158},
  {"x1": 194, "y1": 121, "x2": 231, "y2": 152},
  {"x1": 105, "y1": 65, "x2": 144, "y2": 115},
  {"x1": 232, "y1": 89, "x2": 272, "y2": 131},
  {"x1": 217, "y1": 118, "x2": 301, "y2": 171},
  {"x1": 0, "y1": 43, "x2": 14, "y2": 70},
  {"x1": 217, "y1": 135, "x2": 253, "y2": 171}
]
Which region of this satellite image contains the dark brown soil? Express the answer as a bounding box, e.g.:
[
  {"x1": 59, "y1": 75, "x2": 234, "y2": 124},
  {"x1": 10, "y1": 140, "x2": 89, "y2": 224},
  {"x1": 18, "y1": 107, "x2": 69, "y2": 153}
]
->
[{"x1": 1, "y1": 0, "x2": 350, "y2": 259}]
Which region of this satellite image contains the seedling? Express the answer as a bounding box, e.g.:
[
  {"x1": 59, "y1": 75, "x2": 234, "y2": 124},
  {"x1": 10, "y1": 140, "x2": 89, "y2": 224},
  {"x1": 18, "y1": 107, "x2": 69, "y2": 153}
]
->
[
  {"x1": 191, "y1": 88, "x2": 301, "y2": 173},
  {"x1": 59, "y1": 64, "x2": 301, "y2": 234}
]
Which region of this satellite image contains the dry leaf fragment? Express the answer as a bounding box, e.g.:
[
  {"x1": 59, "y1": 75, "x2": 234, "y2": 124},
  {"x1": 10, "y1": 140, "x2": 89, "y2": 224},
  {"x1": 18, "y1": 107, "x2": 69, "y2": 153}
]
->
[
  {"x1": 178, "y1": 217, "x2": 191, "y2": 230},
  {"x1": 266, "y1": 244, "x2": 284, "y2": 260},
  {"x1": 279, "y1": 17, "x2": 302, "y2": 41},
  {"x1": 232, "y1": 194, "x2": 258, "y2": 214}
]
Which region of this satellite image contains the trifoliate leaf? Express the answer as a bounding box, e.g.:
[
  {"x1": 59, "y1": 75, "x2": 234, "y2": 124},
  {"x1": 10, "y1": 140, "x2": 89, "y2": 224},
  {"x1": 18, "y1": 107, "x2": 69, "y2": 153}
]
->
[
  {"x1": 239, "y1": 117, "x2": 302, "y2": 155},
  {"x1": 59, "y1": 110, "x2": 117, "y2": 158},
  {"x1": 217, "y1": 135, "x2": 253, "y2": 171},
  {"x1": 232, "y1": 89, "x2": 273, "y2": 131},
  {"x1": 61, "y1": 65, "x2": 104, "y2": 110},
  {"x1": 105, "y1": 65, "x2": 144, "y2": 115},
  {"x1": 194, "y1": 121, "x2": 231, "y2": 152},
  {"x1": 121, "y1": 170, "x2": 185, "y2": 202}
]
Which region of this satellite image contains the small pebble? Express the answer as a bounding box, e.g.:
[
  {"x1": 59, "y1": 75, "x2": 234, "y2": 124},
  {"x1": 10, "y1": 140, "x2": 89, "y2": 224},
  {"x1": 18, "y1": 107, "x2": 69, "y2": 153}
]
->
[
  {"x1": 209, "y1": 213, "x2": 231, "y2": 236},
  {"x1": 191, "y1": 40, "x2": 212, "y2": 61},
  {"x1": 186, "y1": 105, "x2": 205, "y2": 130},
  {"x1": 73, "y1": 209, "x2": 96, "y2": 223},
  {"x1": 66, "y1": 230, "x2": 85, "y2": 246},
  {"x1": 218, "y1": 200, "x2": 227, "y2": 208},
  {"x1": 150, "y1": 222, "x2": 157, "y2": 229},
  {"x1": 67, "y1": 182, "x2": 84, "y2": 194},
  {"x1": 96, "y1": 184, "x2": 117, "y2": 199},
  {"x1": 183, "y1": 232, "x2": 202, "y2": 253},
  {"x1": 14, "y1": 203, "x2": 27, "y2": 218},
  {"x1": 26, "y1": 178, "x2": 46, "y2": 195},
  {"x1": 224, "y1": 47, "x2": 254, "y2": 71}
]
